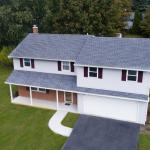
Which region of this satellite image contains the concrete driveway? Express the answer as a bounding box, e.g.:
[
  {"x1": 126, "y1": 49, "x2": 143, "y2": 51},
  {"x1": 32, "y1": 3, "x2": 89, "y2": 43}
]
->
[{"x1": 62, "y1": 115, "x2": 140, "y2": 150}]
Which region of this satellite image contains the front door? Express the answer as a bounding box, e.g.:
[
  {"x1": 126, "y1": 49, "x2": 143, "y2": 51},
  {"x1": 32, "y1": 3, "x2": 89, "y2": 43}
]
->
[{"x1": 65, "y1": 92, "x2": 72, "y2": 105}]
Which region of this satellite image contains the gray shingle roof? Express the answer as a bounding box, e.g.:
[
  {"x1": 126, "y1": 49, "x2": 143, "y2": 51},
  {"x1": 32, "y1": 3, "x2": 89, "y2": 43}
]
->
[
  {"x1": 76, "y1": 37, "x2": 150, "y2": 70},
  {"x1": 9, "y1": 34, "x2": 87, "y2": 61},
  {"x1": 9, "y1": 34, "x2": 150, "y2": 70},
  {"x1": 6, "y1": 70, "x2": 148, "y2": 101}
]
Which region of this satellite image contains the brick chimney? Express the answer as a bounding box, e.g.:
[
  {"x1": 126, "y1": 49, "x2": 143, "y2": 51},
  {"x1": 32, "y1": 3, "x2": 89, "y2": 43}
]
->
[{"x1": 32, "y1": 25, "x2": 38, "y2": 33}]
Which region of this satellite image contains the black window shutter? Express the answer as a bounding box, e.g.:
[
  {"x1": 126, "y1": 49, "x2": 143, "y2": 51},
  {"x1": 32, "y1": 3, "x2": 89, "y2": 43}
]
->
[
  {"x1": 20, "y1": 58, "x2": 23, "y2": 67},
  {"x1": 46, "y1": 89, "x2": 49, "y2": 94},
  {"x1": 58, "y1": 61, "x2": 61, "y2": 71},
  {"x1": 121, "y1": 70, "x2": 127, "y2": 81},
  {"x1": 26, "y1": 87, "x2": 29, "y2": 91},
  {"x1": 71, "y1": 62, "x2": 74, "y2": 72},
  {"x1": 138, "y1": 71, "x2": 143, "y2": 83},
  {"x1": 31, "y1": 59, "x2": 35, "y2": 68},
  {"x1": 84, "y1": 67, "x2": 88, "y2": 77},
  {"x1": 98, "y1": 68, "x2": 103, "y2": 79}
]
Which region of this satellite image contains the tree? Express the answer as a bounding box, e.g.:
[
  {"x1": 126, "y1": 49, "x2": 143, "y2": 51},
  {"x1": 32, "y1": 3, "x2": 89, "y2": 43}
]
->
[
  {"x1": 131, "y1": 10, "x2": 143, "y2": 34},
  {"x1": 0, "y1": 0, "x2": 132, "y2": 46},
  {"x1": 140, "y1": 6, "x2": 150, "y2": 37},
  {"x1": 0, "y1": 1, "x2": 33, "y2": 46},
  {"x1": 133, "y1": 0, "x2": 150, "y2": 12},
  {"x1": 53, "y1": 0, "x2": 131, "y2": 36}
]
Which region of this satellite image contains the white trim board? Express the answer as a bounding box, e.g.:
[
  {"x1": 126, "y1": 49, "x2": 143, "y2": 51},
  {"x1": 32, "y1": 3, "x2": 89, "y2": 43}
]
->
[
  {"x1": 8, "y1": 56, "x2": 75, "y2": 63},
  {"x1": 75, "y1": 64, "x2": 150, "y2": 73}
]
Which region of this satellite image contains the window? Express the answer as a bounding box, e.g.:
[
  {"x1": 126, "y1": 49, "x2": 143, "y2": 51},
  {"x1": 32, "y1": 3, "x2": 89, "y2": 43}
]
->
[
  {"x1": 62, "y1": 61, "x2": 70, "y2": 70},
  {"x1": 31, "y1": 87, "x2": 46, "y2": 93},
  {"x1": 89, "y1": 67, "x2": 97, "y2": 77},
  {"x1": 39, "y1": 88, "x2": 46, "y2": 92},
  {"x1": 24, "y1": 58, "x2": 31, "y2": 67},
  {"x1": 31, "y1": 87, "x2": 38, "y2": 91},
  {"x1": 127, "y1": 70, "x2": 137, "y2": 81}
]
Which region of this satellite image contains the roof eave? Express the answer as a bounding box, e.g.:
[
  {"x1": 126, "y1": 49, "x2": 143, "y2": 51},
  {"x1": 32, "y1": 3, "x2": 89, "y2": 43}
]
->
[{"x1": 75, "y1": 63, "x2": 150, "y2": 72}]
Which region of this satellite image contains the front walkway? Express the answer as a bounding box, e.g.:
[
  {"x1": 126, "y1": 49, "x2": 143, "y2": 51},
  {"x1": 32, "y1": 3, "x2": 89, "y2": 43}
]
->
[{"x1": 48, "y1": 111, "x2": 73, "y2": 137}]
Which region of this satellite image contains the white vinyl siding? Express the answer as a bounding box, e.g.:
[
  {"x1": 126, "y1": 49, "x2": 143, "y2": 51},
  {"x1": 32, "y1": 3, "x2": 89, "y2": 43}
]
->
[{"x1": 78, "y1": 94, "x2": 148, "y2": 124}]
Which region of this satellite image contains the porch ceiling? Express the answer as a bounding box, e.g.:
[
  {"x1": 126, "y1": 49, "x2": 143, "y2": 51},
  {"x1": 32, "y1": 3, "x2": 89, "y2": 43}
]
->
[{"x1": 6, "y1": 70, "x2": 148, "y2": 101}]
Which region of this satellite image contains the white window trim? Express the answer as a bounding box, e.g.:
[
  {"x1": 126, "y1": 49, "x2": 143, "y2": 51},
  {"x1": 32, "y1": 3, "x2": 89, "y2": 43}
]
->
[
  {"x1": 31, "y1": 87, "x2": 46, "y2": 93},
  {"x1": 88, "y1": 67, "x2": 98, "y2": 78},
  {"x1": 62, "y1": 61, "x2": 70, "y2": 71},
  {"x1": 23, "y1": 58, "x2": 31, "y2": 67},
  {"x1": 64, "y1": 92, "x2": 73, "y2": 104},
  {"x1": 126, "y1": 70, "x2": 138, "y2": 81}
]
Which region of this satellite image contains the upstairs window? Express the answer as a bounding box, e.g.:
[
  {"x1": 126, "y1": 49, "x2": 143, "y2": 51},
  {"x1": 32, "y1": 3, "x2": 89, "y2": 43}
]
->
[
  {"x1": 127, "y1": 70, "x2": 137, "y2": 81},
  {"x1": 89, "y1": 67, "x2": 97, "y2": 77},
  {"x1": 62, "y1": 61, "x2": 70, "y2": 70},
  {"x1": 24, "y1": 58, "x2": 31, "y2": 67}
]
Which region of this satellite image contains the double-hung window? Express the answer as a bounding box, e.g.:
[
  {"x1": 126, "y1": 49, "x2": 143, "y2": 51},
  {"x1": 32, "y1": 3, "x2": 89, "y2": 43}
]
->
[
  {"x1": 31, "y1": 87, "x2": 46, "y2": 93},
  {"x1": 24, "y1": 58, "x2": 31, "y2": 67},
  {"x1": 62, "y1": 61, "x2": 70, "y2": 70},
  {"x1": 89, "y1": 67, "x2": 97, "y2": 77},
  {"x1": 127, "y1": 70, "x2": 137, "y2": 81}
]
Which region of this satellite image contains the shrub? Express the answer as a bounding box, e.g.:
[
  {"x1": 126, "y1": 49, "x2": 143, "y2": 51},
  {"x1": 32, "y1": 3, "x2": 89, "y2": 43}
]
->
[
  {"x1": 0, "y1": 46, "x2": 13, "y2": 66},
  {"x1": 146, "y1": 124, "x2": 150, "y2": 131}
]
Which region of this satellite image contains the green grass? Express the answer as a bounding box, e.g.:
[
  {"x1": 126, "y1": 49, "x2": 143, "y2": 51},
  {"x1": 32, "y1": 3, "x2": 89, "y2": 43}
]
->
[
  {"x1": 0, "y1": 65, "x2": 67, "y2": 150},
  {"x1": 0, "y1": 64, "x2": 150, "y2": 150},
  {"x1": 62, "y1": 113, "x2": 79, "y2": 128},
  {"x1": 138, "y1": 134, "x2": 150, "y2": 150},
  {"x1": 124, "y1": 34, "x2": 144, "y2": 38}
]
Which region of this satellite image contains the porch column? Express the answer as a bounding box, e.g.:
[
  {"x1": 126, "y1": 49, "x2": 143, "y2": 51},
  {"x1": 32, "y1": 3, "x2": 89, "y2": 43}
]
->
[
  {"x1": 9, "y1": 84, "x2": 13, "y2": 102},
  {"x1": 56, "y1": 90, "x2": 59, "y2": 110},
  {"x1": 29, "y1": 86, "x2": 33, "y2": 105}
]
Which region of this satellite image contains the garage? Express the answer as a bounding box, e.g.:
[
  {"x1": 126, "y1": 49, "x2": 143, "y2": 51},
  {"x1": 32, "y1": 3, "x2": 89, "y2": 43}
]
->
[{"x1": 77, "y1": 94, "x2": 148, "y2": 124}]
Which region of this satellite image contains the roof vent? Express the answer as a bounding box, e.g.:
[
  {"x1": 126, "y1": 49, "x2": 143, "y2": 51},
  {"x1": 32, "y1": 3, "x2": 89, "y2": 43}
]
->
[
  {"x1": 32, "y1": 25, "x2": 38, "y2": 33},
  {"x1": 115, "y1": 33, "x2": 122, "y2": 38}
]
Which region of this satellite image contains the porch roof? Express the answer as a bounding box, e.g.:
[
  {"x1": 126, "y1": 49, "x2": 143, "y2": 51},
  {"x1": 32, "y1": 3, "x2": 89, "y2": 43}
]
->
[{"x1": 6, "y1": 70, "x2": 148, "y2": 102}]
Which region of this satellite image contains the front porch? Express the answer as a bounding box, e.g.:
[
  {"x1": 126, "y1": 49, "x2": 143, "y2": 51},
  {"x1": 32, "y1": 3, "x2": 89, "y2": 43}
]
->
[
  {"x1": 12, "y1": 96, "x2": 78, "y2": 113},
  {"x1": 9, "y1": 85, "x2": 78, "y2": 113}
]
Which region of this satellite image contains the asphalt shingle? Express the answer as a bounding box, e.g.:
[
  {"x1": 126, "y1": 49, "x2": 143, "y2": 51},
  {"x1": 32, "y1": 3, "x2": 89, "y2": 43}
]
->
[
  {"x1": 5, "y1": 70, "x2": 148, "y2": 101},
  {"x1": 76, "y1": 37, "x2": 150, "y2": 70},
  {"x1": 9, "y1": 34, "x2": 87, "y2": 61},
  {"x1": 9, "y1": 34, "x2": 150, "y2": 70}
]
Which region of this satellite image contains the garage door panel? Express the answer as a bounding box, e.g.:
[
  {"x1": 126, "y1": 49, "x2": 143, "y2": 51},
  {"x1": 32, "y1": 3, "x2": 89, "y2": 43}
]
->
[{"x1": 83, "y1": 95, "x2": 138, "y2": 122}]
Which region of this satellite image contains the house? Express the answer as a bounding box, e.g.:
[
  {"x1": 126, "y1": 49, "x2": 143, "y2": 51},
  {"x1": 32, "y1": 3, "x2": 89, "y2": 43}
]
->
[{"x1": 5, "y1": 25, "x2": 150, "y2": 125}]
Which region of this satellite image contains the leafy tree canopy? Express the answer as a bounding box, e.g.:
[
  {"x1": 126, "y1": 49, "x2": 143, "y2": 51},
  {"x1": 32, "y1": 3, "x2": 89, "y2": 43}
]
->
[
  {"x1": 0, "y1": 0, "x2": 131, "y2": 46},
  {"x1": 140, "y1": 6, "x2": 150, "y2": 37},
  {"x1": 132, "y1": 0, "x2": 150, "y2": 12}
]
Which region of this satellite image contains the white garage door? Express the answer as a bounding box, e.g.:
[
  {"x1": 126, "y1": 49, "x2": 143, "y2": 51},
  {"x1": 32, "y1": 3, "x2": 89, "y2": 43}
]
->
[{"x1": 82, "y1": 95, "x2": 138, "y2": 123}]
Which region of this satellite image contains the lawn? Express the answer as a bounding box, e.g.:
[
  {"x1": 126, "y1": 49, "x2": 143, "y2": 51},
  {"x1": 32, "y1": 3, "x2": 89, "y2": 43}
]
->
[
  {"x1": 124, "y1": 34, "x2": 144, "y2": 38},
  {"x1": 62, "y1": 113, "x2": 79, "y2": 128},
  {"x1": 0, "y1": 65, "x2": 67, "y2": 150},
  {"x1": 0, "y1": 64, "x2": 150, "y2": 150}
]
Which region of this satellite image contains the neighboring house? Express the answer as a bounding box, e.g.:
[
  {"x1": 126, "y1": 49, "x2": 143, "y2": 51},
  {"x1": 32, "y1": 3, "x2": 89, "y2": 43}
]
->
[
  {"x1": 5, "y1": 26, "x2": 150, "y2": 124},
  {"x1": 125, "y1": 12, "x2": 135, "y2": 30},
  {"x1": 125, "y1": 11, "x2": 145, "y2": 30}
]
